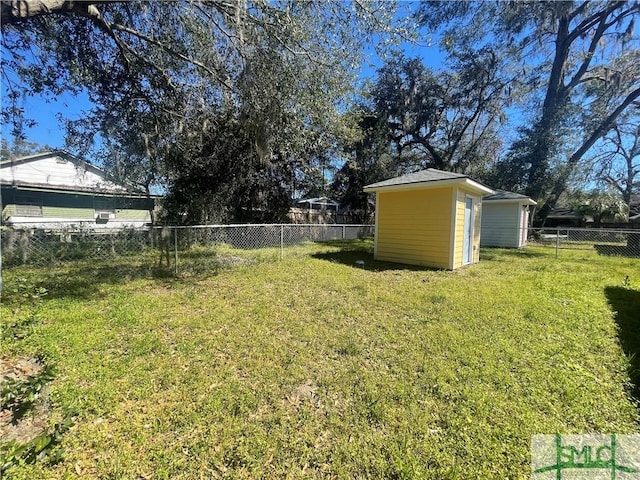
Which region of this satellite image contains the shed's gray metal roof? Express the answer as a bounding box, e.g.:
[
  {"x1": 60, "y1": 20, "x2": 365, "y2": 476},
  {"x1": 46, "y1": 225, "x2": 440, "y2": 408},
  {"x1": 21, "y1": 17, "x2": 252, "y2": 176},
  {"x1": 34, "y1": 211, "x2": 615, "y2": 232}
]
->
[
  {"x1": 483, "y1": 190, "x2": 533, "y2": 201},
  {"x1": 363, "y1": 168, "x2": 494, "y2": 195},
  {"x1": 364, "y1": 169, "x2": 469, "y2": 190}
]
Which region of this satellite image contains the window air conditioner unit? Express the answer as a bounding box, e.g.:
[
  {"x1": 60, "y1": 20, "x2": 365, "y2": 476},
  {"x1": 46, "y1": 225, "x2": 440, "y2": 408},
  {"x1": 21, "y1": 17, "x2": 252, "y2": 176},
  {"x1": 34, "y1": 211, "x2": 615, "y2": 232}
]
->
[{"x1": 97, "y1": 212, "x2": 111, "y2": 221}]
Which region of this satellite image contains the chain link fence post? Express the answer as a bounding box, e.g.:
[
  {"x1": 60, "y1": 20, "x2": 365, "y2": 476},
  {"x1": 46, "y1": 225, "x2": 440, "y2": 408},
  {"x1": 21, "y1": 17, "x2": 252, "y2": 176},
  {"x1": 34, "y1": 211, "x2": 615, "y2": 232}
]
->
[
  {"x1": 280, "y1": 224, "x2": 284, "y2": 261},
  {"x1": 555, "y1": 228, "x2": 559, "y2": 259},
  {"x1": 174, "y1": 227, "x2": 179, "y2": 276}
]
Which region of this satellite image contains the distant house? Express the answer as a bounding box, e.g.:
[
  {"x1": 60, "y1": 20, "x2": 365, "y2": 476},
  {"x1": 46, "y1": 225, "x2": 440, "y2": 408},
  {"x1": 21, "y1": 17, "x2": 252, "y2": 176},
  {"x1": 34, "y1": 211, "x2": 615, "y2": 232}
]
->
[
  {"x1": 481, "y1": 190, "x2": 537, "y2": 248},
  {"x1": 296, "y1": 197, "x2": 340, "y2": 212},
  {"x1": 288, "y1": 196, "x2": 340, "y2": 224},
  {"x1": 364, "y1": 169, "x2": 493, "y2": 270},
  {"x1": 545, "y1": 208, "x2": 590, "y2": 228},
  {"x1": 1, "y1": 150, "x2": 156, "y2": 230}
]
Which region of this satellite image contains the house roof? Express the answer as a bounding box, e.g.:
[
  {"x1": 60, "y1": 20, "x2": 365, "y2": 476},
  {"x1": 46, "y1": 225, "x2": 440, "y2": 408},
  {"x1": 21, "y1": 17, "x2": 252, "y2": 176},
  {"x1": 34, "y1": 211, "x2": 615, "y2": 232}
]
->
[
  {"x1": 1, "y1": 150, "x2": 102, "y2": 176},
  {"x1": 1, "y1": 150, "x2": 149, "y2": 196},
  {"x1": 1, "y1": 183, "x2": 156, "y2": 199},
  {"x1": 363, "y1": 168, "x2": 494, "y2": 195},
  {"x1": 546, "y1": 208, "x2": 585, "y2": 219},
  {"x1": 297, "y1": 196, "x2": 340, "y2": 207},
  {"x1": 483, "y1": 190, "x2": 537, "y2": 205}
]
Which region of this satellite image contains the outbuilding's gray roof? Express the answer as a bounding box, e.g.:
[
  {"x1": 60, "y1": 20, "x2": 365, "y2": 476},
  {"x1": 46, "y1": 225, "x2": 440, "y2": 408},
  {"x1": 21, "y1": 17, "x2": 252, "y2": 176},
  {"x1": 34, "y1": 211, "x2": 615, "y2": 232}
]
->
[
  {"x1": 365, "y1": 169, "x2": 469, "y2": 189},
  {"x1": 363, "y1": 168, "x2": 494, "y2": 195},
  {"x1": 483, "y1": 190, "x2": 532, "y2": 201}
]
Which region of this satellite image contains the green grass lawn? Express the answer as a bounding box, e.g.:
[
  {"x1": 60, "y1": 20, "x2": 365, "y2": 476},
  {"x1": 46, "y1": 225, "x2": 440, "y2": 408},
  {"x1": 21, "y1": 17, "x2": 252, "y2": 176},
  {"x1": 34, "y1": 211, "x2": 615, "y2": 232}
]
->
[{"x1": 1, "y1": 241, "x2": 639, "y2": 479}]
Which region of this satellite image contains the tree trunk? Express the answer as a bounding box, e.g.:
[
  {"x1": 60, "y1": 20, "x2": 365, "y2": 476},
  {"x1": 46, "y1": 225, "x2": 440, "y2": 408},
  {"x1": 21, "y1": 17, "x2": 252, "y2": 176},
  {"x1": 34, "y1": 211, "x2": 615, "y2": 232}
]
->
[{"x1": 524, "y1": 15, "x2": 571, "y2": 202}]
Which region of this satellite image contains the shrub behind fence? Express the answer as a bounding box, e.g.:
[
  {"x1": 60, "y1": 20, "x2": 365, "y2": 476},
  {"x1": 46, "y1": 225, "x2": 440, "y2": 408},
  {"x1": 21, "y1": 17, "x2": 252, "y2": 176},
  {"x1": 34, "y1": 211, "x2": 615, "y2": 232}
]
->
[
  {"x1": 2, "y1": 225, "x2": 638, "y2": 274},
  {"x1": 1, "y1": 224, "x2": 374, "y2": 272}
]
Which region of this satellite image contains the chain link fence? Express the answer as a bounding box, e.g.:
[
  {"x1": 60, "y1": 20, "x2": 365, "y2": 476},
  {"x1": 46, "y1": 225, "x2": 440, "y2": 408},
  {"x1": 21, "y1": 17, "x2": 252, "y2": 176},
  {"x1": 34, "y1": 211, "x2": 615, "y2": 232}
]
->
[
  {"x1": 527, "y1": 227, "x2": 640, "y2": 258},
  {"x1": 1, "y1": 224, "x2": 374, "y2": 274},
  {"x1": 3, "y1": 225, "x2": 638, "y2": 275}
]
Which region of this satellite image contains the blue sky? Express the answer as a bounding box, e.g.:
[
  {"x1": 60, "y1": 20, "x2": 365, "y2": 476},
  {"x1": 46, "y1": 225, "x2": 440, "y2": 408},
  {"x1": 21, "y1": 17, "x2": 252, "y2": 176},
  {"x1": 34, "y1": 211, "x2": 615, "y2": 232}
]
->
[{"x1": 11, "y1": 90, "x2": 90, "y2": 149}]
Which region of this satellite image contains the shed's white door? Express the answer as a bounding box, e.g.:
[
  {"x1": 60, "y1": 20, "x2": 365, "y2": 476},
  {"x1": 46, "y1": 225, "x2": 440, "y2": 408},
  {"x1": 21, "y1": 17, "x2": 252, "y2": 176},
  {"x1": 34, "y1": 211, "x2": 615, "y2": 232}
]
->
[
  {"x1": 463, "y1": 197, "x2": 474, "y2": 265},
  {"x1": 520, "y1": 206, "x2": 529, "y2": 247}
]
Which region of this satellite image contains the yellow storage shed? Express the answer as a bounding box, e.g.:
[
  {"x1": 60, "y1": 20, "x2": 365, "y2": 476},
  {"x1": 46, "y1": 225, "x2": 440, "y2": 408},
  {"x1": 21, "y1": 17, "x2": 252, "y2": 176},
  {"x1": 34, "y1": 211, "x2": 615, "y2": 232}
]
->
[{"x1": 363, "y1": 169, "x2": 494, "y2": 270}]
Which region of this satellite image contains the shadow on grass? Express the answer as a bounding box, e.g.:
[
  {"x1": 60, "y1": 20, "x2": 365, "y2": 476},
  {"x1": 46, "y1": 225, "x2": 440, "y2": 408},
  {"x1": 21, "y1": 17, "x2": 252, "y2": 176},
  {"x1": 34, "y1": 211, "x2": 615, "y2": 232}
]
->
[
  {"x1": 479, "y1": 247, "x2": 550, "y2": 261},
  {"x1": 4, "y1": 258, "x2": 223, "y2": 304},
  {"x1": 34, "y1": 263, "x2": 177, "y2": 301},
  {"x1": 314, "y1": 239, "x2": 374, "y2": 250},
  {"x1": 314, "y1": 242, "x2": 548, "y2": 271},
  {"x1": 605, "y1": 286, "x2": 640, "y2": 404},
  {"x1": 595, "y1": 245, "x2": 640, "y2": 258},
  {"x1": 311, "y1": 250, "x2": 440, "y2": 272},
  {"x1": 27, "y1": 250, "x2": 256, "y2": 301}
]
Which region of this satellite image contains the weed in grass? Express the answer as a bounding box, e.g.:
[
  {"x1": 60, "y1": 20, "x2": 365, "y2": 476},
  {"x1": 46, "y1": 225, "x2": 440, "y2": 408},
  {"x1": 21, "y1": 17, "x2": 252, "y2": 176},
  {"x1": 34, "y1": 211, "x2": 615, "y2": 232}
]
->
[
  {"x1": 2, "y1": 316, "x2": 39, "y2": 341},
  {"x1": 0, "y1": 416, "x2": 73, "y2": 473},
  {"x1": 1, "y1": 362, "x2": 55, "y2": 418},
  {"x1": 430, "y1": 294, "x2": 448, "y2": 305},
  {"x1": 335, "y1": 339, "x2": 360, "y2": 356},
  {"x1": 3, "y1": 277, "x2": 48, "y2": 305}
]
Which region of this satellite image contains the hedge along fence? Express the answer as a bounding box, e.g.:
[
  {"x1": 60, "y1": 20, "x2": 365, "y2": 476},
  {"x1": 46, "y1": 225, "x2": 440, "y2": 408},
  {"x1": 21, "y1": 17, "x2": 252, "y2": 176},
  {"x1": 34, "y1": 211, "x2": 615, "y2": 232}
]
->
[
  {"x1": 3, "y1": 225, "x2": 637, "y2": 274},
  {"x1": 1, "y1": 224, "x2": 375, "y2": 273},
  {"x1": 1, "y1": 227, "x2": 154, "y2": 266}
]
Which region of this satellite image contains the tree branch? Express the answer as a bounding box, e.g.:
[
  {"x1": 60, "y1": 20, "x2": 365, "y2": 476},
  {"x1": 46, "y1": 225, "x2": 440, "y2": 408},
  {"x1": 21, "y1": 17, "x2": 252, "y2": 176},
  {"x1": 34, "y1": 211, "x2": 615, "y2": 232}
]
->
[
  {"x1": 569, "y1": 87, "x2": 640, "y2": 166},
  {"x1": 565, "y1": 12, "x2": 609, "y2": 91},
  {"x1": 566, "y1": 1, "x2": 626, "y2": 44},
  {"x1": 568, "y1": 1, "x2": 589, "y2": 22},
  {"x1": 109, "y1": 22, "x2": 237, "y2": 94}
]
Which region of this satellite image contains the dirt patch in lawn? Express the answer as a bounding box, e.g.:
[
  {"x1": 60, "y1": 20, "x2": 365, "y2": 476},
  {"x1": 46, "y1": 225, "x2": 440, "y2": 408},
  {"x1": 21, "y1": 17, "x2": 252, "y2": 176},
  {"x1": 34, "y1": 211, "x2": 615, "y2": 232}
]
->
[{"x1": 0, "y1": 355, "x2": 51, "y2": 444}]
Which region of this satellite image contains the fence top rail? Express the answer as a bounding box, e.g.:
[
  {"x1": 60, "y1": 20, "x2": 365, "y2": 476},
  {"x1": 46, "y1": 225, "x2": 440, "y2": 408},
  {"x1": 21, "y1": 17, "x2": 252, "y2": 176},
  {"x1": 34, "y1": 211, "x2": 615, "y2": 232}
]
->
[
  {"x1": 533, "y1": 227, "x2": 640, "y2": 234},
  {"x1": 153, "y1": 224, "x2": 374, "y2": 229}
]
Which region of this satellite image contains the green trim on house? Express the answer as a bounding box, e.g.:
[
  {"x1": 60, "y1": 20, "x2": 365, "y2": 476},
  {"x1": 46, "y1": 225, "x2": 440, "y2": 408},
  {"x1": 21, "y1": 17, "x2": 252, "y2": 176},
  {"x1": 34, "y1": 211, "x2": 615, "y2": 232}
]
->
[
  {"x1": 2, "y1": 204, "x2": 16, "y2": 217},
  {"x1": 115, "y1": 209, "x2": 151, "y2": 221},
  {"x1": 42, "y1": 206, "x2": 94, "y2": 219},
  {"x1": 1, "y1": 185, "x2": 155, "y2": 224}
]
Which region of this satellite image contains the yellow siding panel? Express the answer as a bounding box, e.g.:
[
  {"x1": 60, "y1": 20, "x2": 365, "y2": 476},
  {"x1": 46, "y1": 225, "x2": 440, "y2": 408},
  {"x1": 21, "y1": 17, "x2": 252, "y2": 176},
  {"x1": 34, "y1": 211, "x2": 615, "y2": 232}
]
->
[
  {"x1": 375, "y1": 187, "x2": 453, "y2": 268},
  {"x1": 453, "y1": 190, "x2": 465, "y2": 269}
]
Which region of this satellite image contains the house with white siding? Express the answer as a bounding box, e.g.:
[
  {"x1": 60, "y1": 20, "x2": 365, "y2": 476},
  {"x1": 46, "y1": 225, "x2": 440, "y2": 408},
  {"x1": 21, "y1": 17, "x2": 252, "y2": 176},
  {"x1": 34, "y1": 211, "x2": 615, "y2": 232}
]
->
[
  {"x1": 1, "y1": 150, "x2": 156, "y2": 230},
  {"x1": 480, "y1": 190, "x2": 536, "y2": 248}
]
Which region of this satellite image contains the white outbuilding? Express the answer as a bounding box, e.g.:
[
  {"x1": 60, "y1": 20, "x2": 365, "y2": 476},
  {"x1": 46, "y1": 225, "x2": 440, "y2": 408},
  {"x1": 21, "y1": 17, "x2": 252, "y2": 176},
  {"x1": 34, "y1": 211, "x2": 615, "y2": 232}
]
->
[{"x1": 480, "y1": 190, "x2": 537, "y2": 248}]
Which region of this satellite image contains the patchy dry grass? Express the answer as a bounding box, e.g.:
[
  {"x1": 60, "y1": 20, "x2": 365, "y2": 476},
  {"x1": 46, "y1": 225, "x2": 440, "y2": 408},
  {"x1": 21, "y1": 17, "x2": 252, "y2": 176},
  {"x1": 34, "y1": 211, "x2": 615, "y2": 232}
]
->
[{"x1": 1, "y1": 240, "x2": 638, "y2": 479}]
